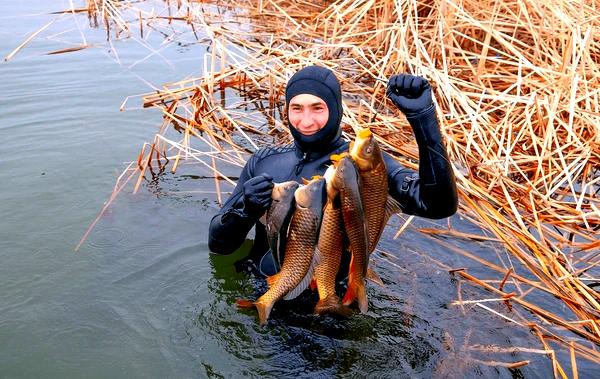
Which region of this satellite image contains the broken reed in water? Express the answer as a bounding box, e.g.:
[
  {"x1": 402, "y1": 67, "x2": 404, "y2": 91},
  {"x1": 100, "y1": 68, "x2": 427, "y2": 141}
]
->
[{"x1": 44, "y1": 0, "x2": 598, "y2": 374}]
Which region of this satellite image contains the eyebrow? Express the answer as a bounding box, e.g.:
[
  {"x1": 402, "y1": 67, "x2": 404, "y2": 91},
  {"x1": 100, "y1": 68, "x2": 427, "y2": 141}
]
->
[{"x1": 290, "y1": 102, "x2": 325, "y2": 107}]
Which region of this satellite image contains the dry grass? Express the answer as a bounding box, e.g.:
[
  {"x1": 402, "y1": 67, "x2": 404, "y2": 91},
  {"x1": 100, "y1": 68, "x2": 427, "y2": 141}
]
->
[{"x1": 15, "y1": 0, "x2": 598, "y2": 375}]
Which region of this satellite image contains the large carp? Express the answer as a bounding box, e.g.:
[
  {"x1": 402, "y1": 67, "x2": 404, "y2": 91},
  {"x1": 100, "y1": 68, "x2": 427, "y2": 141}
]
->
[
  {"x1": 313, "y1": 163, "x2": 352, "y2": 316},
  {"x1": 331, "y1": 154, "x2": 370, "y2": 313},
  {"x1": 238, "y1": 176, "x2": 326, "y2": 326},
  {"x1": 350, "y1": 128, "x2": 400, "y2": 254}
]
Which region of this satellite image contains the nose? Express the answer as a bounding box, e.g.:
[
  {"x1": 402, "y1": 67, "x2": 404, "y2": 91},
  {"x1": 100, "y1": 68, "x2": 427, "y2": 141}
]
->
[{"x1": 297, "y1": 109, "x2": 314, "y2": 128}]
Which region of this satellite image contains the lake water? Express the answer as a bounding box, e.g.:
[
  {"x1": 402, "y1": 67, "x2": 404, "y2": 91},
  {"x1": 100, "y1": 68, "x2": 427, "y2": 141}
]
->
[{"x1": 0, "y1": 2, "x2": 595, "y2": 378}]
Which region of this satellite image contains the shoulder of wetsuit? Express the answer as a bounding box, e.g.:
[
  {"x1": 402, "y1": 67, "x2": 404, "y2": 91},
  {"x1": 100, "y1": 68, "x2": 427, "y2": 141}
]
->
[{"x1": 253, "y1": 144, "x2": 295, "y2": 161}]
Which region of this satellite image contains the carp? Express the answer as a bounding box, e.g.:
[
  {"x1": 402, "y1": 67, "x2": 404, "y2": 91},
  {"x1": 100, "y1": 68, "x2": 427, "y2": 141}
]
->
[
  {"x1": 331, "y1": 154, "x2": 370, "y2": 313},
  {"x1": 238, "y1": 176, "x2": 326, "y2": 325},
  {"x1": 350, "y1": 128, "x2": 401, "y2": 254},
  {"x1": 313, "y1": 163, "x2": 352, "y2": 316}
]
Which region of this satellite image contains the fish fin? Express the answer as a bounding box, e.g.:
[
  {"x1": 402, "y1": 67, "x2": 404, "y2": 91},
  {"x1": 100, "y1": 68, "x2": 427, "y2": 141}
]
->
[
  {"x1": 356, "y1": 282, "x2": 369, "y2": 314},
  {"x1": 341, "y1": 257, "x2": 369, "y2": 313},
  {"x1": 341, "y1": 281, "x2": 355, "y2": 306},
  {"x1": 283, "y1": 248, "x2": 322, "y2": 300},
  {"x1": 266, "y1": 273, "x2": 280, "y2": 288},
  {"x1": 357, "y1": 128, "x2": 372, "y2": 138},
  {"x1": 258, "y1": 214, "x2": 267, "y2": 226},
  {"x1": 312, "y1": 246, "x2": 324, "y2": 268},
  {"x1": 366, "y1": 267, "x2": 385, "y2": 287},
  {"x1": 343, "y1": 279, "x2": 368, "y2": 313},
  {"x1": 310, "y1": 278, "x2": 317, "y2": 291},
  {"x1": 365, "y1": 196, "x2": 401, "y2": 254},
  {"x1": 315, "y1": 295, "x2": 353, "y2": 317},
  {"x1": 255, "y1": 299, "x2": 274, "y2": 326},
  {"x1": 235, "y1": 299, "x2": 255, "y2": 309},
  {"x1": 385, "y1": 195, "x2": 402, "y2": 219},
  {"x1": 341, "y1": 259, "x2": 356, "y2": 306}
]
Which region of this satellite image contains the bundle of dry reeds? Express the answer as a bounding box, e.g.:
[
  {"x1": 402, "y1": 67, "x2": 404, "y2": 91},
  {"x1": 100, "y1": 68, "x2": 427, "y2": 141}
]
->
[{"x1": 26, "y1": 0, "x2": 597, "y2": 375}]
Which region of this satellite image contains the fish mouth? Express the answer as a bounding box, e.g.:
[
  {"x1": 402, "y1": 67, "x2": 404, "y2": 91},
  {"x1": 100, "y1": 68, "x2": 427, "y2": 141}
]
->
[
  {"x1": 357, "y1": 128, "x2": 372, "y2": 139},
  {"x1": 295, "y1": 177, "x2": 326, "y2": 209},
  {"x1": 272, "y1": 182, "x2": 300, "y2": 203}
]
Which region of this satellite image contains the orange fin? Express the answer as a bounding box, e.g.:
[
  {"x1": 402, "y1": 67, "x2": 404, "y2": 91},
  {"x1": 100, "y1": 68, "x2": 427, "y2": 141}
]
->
[
  {"x1": 366, "y1": 267, "x2": 384, "y2": 287},
  {"x1": 310, "y1": 278, "x2": 317, "y2": 291},
  {"x1": 266, "y1": 273, "x2": 280, "y2": 288},
  {"x1": 235, "y1": 299, "x2": 255, "y2": 309},
  {"x1": 342, "y1": 278, "x2": 369, "y2": 313},
  {"x1": 342, "y1": 279, "x2": 356, "y2": 306},
  {"x1": 357, "y1": 128, "x2": 372, "y2": 138},
  {"x1": 342, "y1": 257, "x2": 357, "y2": 305}
]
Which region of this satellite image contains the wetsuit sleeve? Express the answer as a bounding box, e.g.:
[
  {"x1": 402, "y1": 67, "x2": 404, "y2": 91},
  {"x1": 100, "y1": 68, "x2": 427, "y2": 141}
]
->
[
  {"x1": 385, "y1": 105, "x2": 458, "y2": 219},
  {"x1": 208, "y1": 155, "x2": 259, "y2": 254}
]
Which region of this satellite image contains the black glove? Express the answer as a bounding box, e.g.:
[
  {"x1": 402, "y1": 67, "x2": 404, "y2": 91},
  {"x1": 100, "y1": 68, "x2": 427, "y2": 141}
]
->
[
  {"x1": 243, "y1": 173, "x2": 274, "y2": 216},
  {"x1": 386, "y1": 74, "x2": 432, "y2": 115}
]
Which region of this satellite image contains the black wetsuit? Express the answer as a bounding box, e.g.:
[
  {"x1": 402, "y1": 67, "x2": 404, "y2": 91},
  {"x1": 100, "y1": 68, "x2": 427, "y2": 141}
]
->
[{"x1": 208, "y1": 105, "x2": 458, "y2": 276}]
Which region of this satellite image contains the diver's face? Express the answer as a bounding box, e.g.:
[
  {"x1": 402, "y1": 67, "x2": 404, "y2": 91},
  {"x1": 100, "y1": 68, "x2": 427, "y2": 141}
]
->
[{"x1": 288, "y1": 94, "x2": 329, "y2": 136}]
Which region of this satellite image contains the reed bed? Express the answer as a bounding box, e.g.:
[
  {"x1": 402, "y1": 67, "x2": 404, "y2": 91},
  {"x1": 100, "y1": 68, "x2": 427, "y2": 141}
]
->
[{"x1": 28, "y1": 0, "x2": 598, "y2": 375}]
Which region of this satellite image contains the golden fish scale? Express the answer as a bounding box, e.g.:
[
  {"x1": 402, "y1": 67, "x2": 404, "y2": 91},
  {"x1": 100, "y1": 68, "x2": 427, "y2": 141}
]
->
[
  {"x1": 314, "y1": 201, "x2": 344, "y2": 301},
  {"x1": 360, "y1": 163, "x2": 388, "y2": 253},
  {"x1": 257, "y1": 207, "x2": 319, "y2": 306}
]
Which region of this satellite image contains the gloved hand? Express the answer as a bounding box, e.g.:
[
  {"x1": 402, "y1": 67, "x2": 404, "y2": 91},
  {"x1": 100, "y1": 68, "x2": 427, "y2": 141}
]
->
[
  {"x1": 386, "y1": 74, "x2": 432, "y2": 115},
  {"x1": 243, "y1": 173, "x2": 274, "y2": 216}
]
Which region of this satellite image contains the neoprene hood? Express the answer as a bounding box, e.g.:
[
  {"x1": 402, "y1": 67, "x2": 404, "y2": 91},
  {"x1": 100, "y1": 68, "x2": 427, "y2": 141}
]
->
[{"x1": 285, "y1": 66, "x2": 343, "y2": 152}]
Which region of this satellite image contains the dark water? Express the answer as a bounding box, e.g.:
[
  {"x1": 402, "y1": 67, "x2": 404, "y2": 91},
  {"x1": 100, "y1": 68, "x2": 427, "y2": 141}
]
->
[{"x1": 1, "y1": 2, "x2": 595, "y2": 378}]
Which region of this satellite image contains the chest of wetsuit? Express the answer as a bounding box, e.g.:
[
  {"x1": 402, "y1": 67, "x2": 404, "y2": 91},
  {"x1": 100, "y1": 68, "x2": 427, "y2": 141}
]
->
[{"x1": 208, "y1": 107, "x2": 458, "y2": 277}]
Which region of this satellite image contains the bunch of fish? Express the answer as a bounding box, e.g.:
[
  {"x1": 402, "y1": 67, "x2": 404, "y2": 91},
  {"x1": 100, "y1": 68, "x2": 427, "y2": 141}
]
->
[{"x1": 237, "y1": 128, "x2": 401, "y2": 326}]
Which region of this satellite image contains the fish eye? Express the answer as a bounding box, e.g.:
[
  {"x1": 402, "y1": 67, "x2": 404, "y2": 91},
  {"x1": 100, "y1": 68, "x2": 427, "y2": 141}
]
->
[{"x1": 367, "y1": 148, "x2": 372, "y2": 153}]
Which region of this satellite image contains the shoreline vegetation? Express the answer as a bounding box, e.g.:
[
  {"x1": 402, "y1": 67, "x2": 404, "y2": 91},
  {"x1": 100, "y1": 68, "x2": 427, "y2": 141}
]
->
[{"x1": 9, "y1": 0, "x2": 599, "y2": 376}]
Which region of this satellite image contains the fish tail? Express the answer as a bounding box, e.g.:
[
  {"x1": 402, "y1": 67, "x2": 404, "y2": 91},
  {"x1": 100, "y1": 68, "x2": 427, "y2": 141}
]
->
[
  {"x1": 255, "y1": 300, "x2": 274, "y2": 326},
  {"x1": 342, "y1": 277, "x2": 368, "y2": 314},
  {"x1": 315, "y1": 295, "x2": 353, "y2": 317},
  {"x1": 356, "y1": 282, "x2": 368, "y2": 314},
  {"x1": 235, "y1": 299, "x2": 274, "y2": 326}
]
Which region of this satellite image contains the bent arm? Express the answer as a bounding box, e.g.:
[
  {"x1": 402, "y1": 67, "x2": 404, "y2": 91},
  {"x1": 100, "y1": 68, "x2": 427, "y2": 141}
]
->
[
  {"x1": 208, "y1": 157, "x2": 258, "y2": 254},
  {"x1": 385, "y1": 105, "x2": 458, "y2": 219}
]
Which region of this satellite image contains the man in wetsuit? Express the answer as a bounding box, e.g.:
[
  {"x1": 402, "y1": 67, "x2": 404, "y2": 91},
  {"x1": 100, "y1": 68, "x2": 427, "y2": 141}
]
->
[{"x1": 208, "y1": 65, "x2": 457, "y2": 276}]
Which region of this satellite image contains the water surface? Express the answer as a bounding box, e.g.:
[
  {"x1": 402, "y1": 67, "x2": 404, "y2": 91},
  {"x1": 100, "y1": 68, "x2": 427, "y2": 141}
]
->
[{"x1": 0, "y1": 2, "x2": 592, "y2": 378}]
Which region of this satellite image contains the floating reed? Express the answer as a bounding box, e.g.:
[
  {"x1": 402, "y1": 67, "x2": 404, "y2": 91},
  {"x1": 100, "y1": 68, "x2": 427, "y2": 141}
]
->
[{"x1": 25, "y1": 0, "x2": 598, "y2": 375}]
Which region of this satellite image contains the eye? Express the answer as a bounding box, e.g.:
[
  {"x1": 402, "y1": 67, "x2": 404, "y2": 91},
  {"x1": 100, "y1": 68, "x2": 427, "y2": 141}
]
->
[{"x1": 367, "y1": 148, "x2": 372, "y2": 153}]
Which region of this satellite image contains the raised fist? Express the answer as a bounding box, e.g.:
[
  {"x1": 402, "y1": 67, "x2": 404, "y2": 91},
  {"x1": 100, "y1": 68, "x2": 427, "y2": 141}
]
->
[{"x1": 386, "y1": 74, "x2": 433, "y2": 115}]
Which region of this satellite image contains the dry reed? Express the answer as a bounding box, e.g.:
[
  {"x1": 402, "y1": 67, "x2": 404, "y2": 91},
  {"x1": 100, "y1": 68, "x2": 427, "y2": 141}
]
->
[{"x1": 16, "y1": 0, "x2": 598, "y2": 375}]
